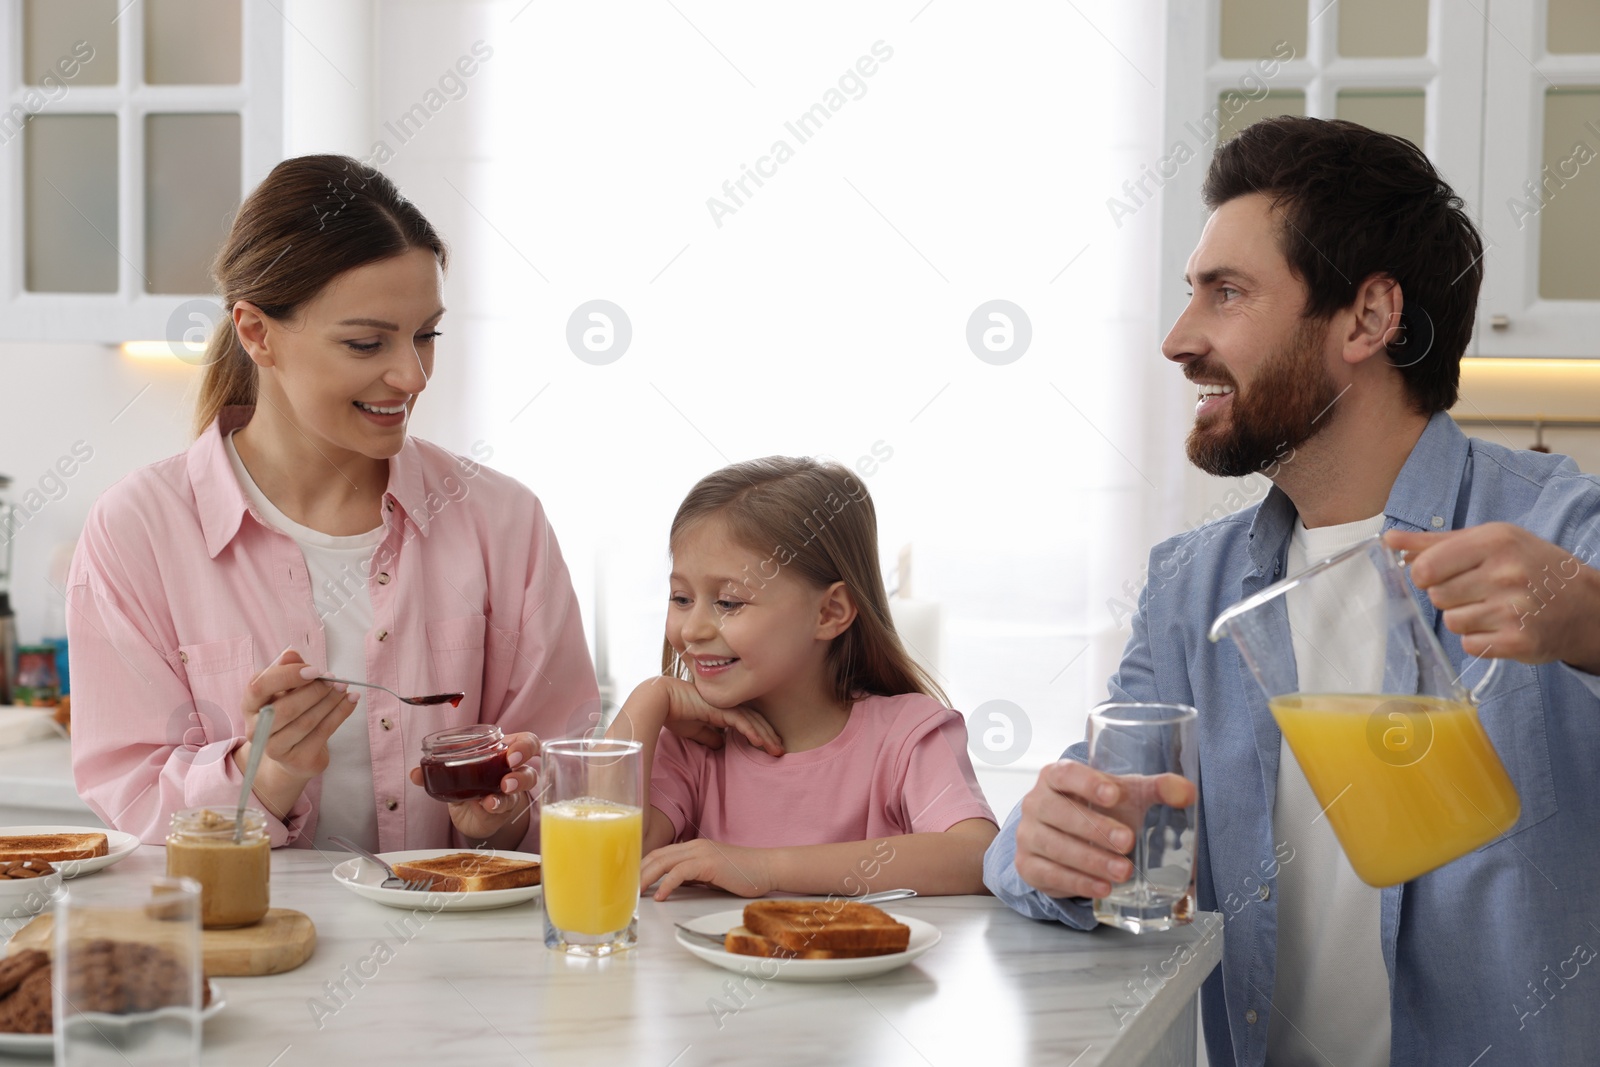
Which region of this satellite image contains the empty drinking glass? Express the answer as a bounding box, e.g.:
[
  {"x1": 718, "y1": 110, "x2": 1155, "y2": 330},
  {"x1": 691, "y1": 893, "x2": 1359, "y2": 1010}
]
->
[{"x1": 1088, "y1": 702, "x2": 1199, "y2": 934}]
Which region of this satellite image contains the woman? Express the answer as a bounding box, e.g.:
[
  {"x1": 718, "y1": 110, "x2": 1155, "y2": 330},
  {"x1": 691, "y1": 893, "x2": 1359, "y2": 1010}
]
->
[{"x1": 67, "y1": 156, "x2": 597, "y2": 853}]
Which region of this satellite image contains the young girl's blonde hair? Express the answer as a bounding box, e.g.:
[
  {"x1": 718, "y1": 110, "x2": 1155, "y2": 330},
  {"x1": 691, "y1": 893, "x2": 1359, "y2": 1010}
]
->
[{"x1": 663, "y1": 456, "x2": 947, "y2": 708}]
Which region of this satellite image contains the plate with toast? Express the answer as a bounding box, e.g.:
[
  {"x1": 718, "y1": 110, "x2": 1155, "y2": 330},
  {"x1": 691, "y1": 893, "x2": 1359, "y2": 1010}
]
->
[
  {"x1": 331, "y1": 849, "x2": 541, "y2": 911},
  {"x1": 0, "y1": 826, "x2": 137, "y2": 878},
  {"x1": 675, "y1": 901, "x2": 940, "y2": 982}
]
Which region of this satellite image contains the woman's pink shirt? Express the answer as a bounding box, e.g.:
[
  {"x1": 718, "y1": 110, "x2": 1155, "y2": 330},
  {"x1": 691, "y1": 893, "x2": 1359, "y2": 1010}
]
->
[{"x1": 66, "y1": 407, "x2": 599, "y2": 850}]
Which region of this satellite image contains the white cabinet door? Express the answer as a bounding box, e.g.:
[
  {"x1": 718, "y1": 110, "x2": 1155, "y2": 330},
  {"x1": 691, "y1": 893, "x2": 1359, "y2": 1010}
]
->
[
  {"x1": 0, "y1": 0, "x2": 283, "y2": 344},
  {"x1": 1163, "y1": 0, "x2": 1485, "y2": 344},
  {"x1": 1477, "y1": 0, "x2": 1600, "y2": 357}
]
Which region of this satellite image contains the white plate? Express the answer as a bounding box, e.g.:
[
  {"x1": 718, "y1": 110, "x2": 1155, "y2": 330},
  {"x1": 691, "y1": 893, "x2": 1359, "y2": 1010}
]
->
[
  {"x1": 331, "y1": 849, "x2": 542, "y2": 912},
  {"x1": 0, "y1": 979, "x2": 226, "y2": 1057},
  {"x1": 0, "y1": 826, "x2": 139, "y2": 878},
  {"x1": 675, "y1": 908, "x2": 940, "y2": 982}
]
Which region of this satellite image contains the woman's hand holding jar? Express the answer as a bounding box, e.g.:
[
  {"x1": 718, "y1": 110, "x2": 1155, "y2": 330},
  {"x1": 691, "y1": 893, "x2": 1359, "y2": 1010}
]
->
[{"x1": 408, "y1": 730, "x2": 541, "y2": 848}]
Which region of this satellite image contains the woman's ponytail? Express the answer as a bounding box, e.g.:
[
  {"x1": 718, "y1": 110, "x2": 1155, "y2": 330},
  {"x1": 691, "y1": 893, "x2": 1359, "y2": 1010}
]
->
[{"x1": 191, "y1": 319, "x2": 256, "y2": 438}]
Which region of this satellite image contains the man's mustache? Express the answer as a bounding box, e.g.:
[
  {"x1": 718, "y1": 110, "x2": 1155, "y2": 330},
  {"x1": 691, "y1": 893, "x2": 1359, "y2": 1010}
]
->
[{"x1": 1183, "y1": 362, "x2": 1239, "y2": 390}]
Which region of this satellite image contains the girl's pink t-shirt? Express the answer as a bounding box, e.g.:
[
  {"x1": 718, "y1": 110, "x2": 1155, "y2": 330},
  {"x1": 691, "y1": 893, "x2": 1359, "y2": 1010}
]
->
[{"x1": 650, "y1": 693, "x2": 996, "y2": 847}]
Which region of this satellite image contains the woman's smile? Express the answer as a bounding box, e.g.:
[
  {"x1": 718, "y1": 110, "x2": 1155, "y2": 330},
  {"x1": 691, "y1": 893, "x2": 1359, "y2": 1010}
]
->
[{"x1": 352, "y1": 396, "x2": 411, "y2": 427}]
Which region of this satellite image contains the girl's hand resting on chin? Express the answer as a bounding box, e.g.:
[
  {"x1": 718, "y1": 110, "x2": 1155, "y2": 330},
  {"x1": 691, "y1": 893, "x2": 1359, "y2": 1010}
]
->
[
  {"x1": 642, "y1": 838, "x2": 775, "y2": 900},
  {"x1": 407, "y1": 730, "x2": 540, "y2": 843},
  {"x1": 651, "y1": 676, "x2": 786, "y2": 756}
]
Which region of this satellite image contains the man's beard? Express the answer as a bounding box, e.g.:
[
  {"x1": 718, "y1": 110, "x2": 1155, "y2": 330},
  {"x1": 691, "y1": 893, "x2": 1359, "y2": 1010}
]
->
[{"x1": 1186, "y1": 316, "x2": 1340, "y2": 479}]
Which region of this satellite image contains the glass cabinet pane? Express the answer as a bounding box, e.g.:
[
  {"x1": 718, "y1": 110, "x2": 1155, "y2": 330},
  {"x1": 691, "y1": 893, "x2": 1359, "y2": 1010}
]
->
[
  {"x1": 1548, "y1": 0, "x2": 1600, "y2": 55},
  {"x1": 145, "y1": 114, "x2": 242, "y2": 294},
  {"x1": 23, "y1": 0, "x2": 117, "y2": 86},
  {"x1": 1538, "y1": 89, "x2": 1600, "y2": 300},
  {"x1": 1338, "y1": 0, "x2": 1428, "y2": 57},
  {"x1": 1336, "y1": 90, "x2": 1425, "y2": 148},
  {"x1": 25, "y1": 116, "x2": 119, "y2": 293},
  {"x1": 1217, "y1": 90, "x2": 1306, "y2": 143},
  {"x1": 145, "y1": 0, "x2": 242, "y2": 84},
  {"x1": 1220, "y1": 0, "x2": 1306, "y2": 60}
]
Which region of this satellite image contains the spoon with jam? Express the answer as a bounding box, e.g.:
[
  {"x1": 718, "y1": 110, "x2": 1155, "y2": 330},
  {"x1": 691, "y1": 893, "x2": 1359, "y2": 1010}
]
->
[{"x1": 315, "y1": 677, "x2": 465, "y2": 707}]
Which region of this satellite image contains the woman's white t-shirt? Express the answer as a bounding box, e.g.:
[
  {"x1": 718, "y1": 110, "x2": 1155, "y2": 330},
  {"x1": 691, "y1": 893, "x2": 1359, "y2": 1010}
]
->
[{"x1": 225, "y1": 433, "x2": 382, "y2": 852}]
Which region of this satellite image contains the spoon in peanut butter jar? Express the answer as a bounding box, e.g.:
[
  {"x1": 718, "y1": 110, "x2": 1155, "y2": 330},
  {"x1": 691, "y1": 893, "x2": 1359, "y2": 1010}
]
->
[
  {"x1": 236, "y1": 703, "x2": 275, "y2": 842},
  {"x1": 315, "y1": 677, "x2": 465, "y2": 708}
]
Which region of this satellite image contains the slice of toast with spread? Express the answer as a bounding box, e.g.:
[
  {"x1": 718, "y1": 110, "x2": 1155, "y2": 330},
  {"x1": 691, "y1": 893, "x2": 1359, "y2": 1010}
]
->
[
  {"x1": 389, "y1": 852, "x2": 540, "y2": 892},
  {"x1": 0, "y1": 833, "x2": 108, "y2": 864},
  {"x1": 736, "y1": 900, "x2": 911, "y2": 956},
  {"x1": 722, "y1": 925, "x2": 896, "y2": 959}
]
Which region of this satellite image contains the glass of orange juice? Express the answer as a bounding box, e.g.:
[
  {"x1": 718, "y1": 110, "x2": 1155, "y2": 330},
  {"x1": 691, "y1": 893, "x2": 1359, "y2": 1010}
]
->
[
  {"x1": 539, "y1": 738, "x2": 643, "y2": 956},
  {"x1": 1209, "y1": 534, "x2": 1520, "y2": 887}
]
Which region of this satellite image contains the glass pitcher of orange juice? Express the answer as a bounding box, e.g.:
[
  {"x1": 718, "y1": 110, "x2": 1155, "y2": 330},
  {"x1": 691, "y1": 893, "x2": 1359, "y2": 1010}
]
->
[{"x1": 1208, "y1": 534, "x2": 1519, "y2": 887}]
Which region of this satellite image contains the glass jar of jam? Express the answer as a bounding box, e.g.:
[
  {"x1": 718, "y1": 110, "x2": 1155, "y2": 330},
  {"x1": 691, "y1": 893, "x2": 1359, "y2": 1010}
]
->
[
  {"x1": 165, "y1": 807, "x2": 270, "y2": 929},
  {"x1": 420, "y1": 724, "x2": 513, "y2": 802}
]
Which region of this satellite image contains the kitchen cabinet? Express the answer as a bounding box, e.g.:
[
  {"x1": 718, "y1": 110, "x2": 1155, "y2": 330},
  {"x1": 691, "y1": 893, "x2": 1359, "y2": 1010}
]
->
[
  {"x1": 0, "y1": 0, "x2": 283, "y2": 344},
  {"x1": 1478, "y1": 0, "x2": 1600, "y2": 356},
  {"x1": 1164, "y1": 0, "x2": 1600, "y2": 360}
]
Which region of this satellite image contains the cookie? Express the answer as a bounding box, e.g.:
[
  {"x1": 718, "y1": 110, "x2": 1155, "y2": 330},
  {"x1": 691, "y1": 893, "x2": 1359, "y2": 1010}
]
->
[
  {"x1": 0, "y1": 950, "x2": 49, "y2": 1000},
  {"x1": 0, "y1": 942, "x2": 208, "y2": 1034},
  {"x1": 0, "y1": 968, "x2": 52, "y2": 1034},
  {"x1": 65, "y1": 941, "x2": 198, "y2": 1014}
]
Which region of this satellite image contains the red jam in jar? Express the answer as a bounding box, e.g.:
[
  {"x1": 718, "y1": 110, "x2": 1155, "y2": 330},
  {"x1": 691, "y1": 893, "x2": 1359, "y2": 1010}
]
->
[{"x1": 419, "y1": 724, "x2": 513, "y2": 801}]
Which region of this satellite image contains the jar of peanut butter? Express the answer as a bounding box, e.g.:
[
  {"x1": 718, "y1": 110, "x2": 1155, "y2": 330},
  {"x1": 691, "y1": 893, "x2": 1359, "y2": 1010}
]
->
[{"x1": 166, "y1": 808, "x2": 270, "y2": 929}]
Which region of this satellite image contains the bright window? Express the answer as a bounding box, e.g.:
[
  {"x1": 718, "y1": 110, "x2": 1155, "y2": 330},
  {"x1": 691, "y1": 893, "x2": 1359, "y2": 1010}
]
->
[{"x1": 389, "y1": 1, "x2": 1186, "y2": 781}]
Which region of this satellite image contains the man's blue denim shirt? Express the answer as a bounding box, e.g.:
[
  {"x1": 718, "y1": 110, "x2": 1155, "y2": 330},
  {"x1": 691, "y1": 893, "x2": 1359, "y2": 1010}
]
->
[{"x1": 984, "y1": 412, "x2": 1600, "y2": 1066}]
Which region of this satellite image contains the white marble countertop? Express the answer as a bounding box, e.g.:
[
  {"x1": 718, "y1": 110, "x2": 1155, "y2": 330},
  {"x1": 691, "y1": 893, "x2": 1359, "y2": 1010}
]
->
[{"x1": 16, "y1": 847, "x2": 1223, "y2": 1066}]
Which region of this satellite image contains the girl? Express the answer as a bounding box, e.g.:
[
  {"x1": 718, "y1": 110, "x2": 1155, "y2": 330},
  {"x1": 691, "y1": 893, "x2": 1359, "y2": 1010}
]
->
[
  {"x1": 68, "y1": 155, "x2": 597, "y2": 853},
  {"x1": 608, "y1": 457, "x2": 997, "y2": 900}
]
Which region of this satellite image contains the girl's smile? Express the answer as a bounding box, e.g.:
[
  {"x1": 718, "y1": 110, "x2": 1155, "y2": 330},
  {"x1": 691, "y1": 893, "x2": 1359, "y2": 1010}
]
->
[{"x1": 686, "y1": 654, "x2": 739, "y2": 677}]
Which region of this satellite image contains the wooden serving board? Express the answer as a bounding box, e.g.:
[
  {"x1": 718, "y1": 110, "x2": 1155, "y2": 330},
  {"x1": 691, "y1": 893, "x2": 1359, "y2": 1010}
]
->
[{"x1": 6, "y1": 907, "x2": 315, "y2": 976}]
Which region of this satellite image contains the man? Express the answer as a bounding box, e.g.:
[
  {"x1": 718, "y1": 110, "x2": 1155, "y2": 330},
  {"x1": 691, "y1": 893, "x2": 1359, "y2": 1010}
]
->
[{"x1": 985, "y1": 116, "x2": 1600, "y2": 1066}]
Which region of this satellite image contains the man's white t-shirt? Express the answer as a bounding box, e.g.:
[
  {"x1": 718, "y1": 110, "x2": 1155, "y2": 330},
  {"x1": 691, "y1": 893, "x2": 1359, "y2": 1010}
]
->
[
  {"x1": 1267, "y1": 513, "x2": 1392, "y2": 1067},
  {"x1": 226, "y1": 433, "x2": 383, "y2": 852}
]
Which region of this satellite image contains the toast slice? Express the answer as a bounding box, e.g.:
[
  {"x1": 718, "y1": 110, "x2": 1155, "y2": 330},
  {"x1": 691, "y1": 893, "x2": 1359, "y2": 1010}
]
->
[
  {"x1": 389, "y1": 852, "x2": 540, "y2": 893},
  {"x1": 741, "y1": 900, "x2": 911, "y2": 955},
  {"x1": 723, "y1": 925, "x2": 894, "y2": 960},
  {"x1": 0, "y1": 833, "x2": 108, "y2": 864}
]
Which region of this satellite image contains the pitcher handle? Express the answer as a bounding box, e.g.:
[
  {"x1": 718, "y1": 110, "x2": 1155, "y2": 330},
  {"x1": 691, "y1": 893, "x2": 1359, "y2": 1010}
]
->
[{"x1": 1467, "y1": 654, "x2": 1500, "y2": 705}]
